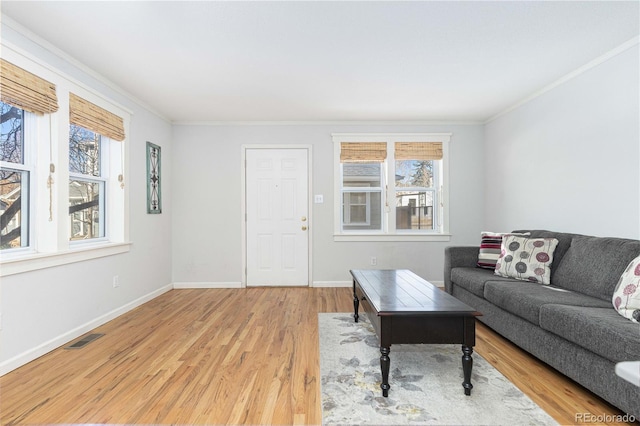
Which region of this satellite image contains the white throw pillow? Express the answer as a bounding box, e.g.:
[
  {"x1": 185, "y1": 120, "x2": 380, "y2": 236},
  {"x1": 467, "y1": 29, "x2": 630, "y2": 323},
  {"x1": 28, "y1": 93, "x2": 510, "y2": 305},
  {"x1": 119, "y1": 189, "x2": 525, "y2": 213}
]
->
[
  {"x1": 494, "y1": 235, "x2": 559, "y2": 285},
  {"x1": 612, "y1": 254, "x2": 640, "y2": 323}
]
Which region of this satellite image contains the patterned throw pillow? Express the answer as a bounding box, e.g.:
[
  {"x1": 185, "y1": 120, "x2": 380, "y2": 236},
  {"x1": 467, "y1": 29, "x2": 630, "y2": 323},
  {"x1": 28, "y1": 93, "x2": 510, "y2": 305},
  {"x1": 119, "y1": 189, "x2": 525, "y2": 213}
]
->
[
  {"x1": 477, "y1": 232, "x2": 529, "y2": 269},
  {"x1": 494, "y1": 235, "x2": 559, "y2": 284},
  {"x1": 612, "y1": 254, "x2": 640, "y2": 323}
]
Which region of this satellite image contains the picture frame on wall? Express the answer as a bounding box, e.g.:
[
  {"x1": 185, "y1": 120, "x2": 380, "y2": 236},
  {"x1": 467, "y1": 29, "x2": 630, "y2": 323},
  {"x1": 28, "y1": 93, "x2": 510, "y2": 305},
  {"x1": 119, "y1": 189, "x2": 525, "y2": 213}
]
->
[{"x1": 146, "y1": 141, "x2": 162, "y2": 214}]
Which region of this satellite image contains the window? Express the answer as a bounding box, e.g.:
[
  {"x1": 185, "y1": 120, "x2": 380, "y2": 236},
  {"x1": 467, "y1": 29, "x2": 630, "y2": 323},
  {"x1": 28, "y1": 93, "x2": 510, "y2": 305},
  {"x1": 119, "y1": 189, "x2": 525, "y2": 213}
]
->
[
  {"x1": 0, "y1": 56, "x2": 130, "y2": 276},
  {"x1": 0, "y1": 102, "x2": 30, "y2": 250},
  {"x1": 69, "y1": 125, "x2": 106, "y2": 241},
  {"x1": 333, "y1": 133, "x2": 451, "y2": 241},
  {"x1": 342, "y1": 163, "x2": 382, "y2": 229}
]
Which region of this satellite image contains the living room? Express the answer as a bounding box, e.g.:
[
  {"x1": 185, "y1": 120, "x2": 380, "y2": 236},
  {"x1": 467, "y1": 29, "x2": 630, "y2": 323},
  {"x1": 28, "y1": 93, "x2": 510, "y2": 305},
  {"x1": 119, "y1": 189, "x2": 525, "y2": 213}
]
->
[{"x1": 0, "y1": 1, "x2": 638, "y2": 424}]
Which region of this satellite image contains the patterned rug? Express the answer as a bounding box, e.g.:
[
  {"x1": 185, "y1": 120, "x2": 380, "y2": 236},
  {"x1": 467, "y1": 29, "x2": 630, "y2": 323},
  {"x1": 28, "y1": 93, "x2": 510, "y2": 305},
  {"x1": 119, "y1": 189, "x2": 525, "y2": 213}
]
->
[{"x1": 319, "y1": 313, "x2": 558, "y2": 425}]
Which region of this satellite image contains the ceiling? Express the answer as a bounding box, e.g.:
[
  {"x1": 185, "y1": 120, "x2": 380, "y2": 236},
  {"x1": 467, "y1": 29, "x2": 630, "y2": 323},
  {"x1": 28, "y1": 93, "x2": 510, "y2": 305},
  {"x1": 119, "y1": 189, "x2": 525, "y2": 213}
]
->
[{"x1": 2, "y1": 1, "x2": 639, "y2": 123}]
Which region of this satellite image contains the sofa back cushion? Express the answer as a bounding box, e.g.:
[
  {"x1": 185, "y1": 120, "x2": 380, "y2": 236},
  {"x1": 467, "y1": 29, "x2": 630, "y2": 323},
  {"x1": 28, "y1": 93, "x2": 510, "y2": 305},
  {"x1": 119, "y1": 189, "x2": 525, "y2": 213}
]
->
[{"x1": 552, "y1": 235, "x2": 640, "y2": 301}]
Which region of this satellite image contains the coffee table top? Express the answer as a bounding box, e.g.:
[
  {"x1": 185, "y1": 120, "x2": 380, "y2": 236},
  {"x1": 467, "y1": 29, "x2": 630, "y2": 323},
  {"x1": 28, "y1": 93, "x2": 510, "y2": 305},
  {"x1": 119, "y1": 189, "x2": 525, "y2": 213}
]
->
[{"x1": 350, "y1": 269, "x2": 480, "y2": 317}]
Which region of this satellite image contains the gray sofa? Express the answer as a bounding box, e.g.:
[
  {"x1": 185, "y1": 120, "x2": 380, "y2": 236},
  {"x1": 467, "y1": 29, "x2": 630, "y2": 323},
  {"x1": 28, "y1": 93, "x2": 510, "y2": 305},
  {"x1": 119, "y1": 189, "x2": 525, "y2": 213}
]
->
[{"x1": 444, "y1": 230, "x2": 640, "y2": 418}]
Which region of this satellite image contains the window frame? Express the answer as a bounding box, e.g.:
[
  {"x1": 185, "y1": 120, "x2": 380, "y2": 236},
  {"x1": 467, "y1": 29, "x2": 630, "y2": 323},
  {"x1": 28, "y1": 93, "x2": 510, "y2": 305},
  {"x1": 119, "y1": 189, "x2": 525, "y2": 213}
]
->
[
  {"x1": 0, "y1": 106, "x2": 35, "y2": 253},
  {"x1": 68, "y1": 125, "x2": 109, "y2": 244},
  {"x1": 332, "y1": 133, "x2": 451, "y2": 242},
  {"x1": 394, "y1": 158, "x2": 440, "y2": 233},
  {"x1": 0, "y1": 49, "x2": 131, "y2": 277},
  {"x1": 340, "y1": 163, "x2": 384, "y2": 229}
]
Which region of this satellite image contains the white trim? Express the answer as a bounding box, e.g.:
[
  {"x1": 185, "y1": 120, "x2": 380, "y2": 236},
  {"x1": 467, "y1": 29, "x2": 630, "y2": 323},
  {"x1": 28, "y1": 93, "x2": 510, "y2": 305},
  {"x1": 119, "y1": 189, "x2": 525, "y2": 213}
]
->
[
  {"x1": 1, "y1": 41, "x2": 134, "y2": 118},
  {"x1": 486, "y1": 36, "x2": 640, "y2": 123},
  {"x1": 0, "y1": 242, "x2": 132, "y2": 276},
  {"x1": 173, "y1": 120, "x2": 483, "y2": 126},
  {"x1": 1, "y1": 16, "x2": 169, "y2": 122},
  {"x1": 431, "y1": 280, "x2": 445, "y2": 288},
  {"x1": 0, "y1": 283, "x2": 172, "y2": 376},
  {"x1": 173, "y1": 282, "x2": 242, "y2": 289},
  {"x1": 332, "y1": 133, "x2": 453, "y2": 142},
  {"x1": 312, "y1": 280, "x2": 352, "y2": 288}
]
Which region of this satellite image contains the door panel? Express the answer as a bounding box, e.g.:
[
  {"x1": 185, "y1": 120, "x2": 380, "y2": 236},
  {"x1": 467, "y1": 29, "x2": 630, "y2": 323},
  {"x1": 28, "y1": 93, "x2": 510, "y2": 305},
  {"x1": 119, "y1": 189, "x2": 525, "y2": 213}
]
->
[{"x1": 246, "y1": 148, "x2": 309, "y2": 286}]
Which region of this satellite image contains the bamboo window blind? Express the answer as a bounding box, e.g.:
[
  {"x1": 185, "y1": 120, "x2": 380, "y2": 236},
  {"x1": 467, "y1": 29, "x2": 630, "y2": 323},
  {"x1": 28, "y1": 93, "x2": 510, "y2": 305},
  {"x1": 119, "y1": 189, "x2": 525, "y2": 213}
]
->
[
  {"x1": 69, "y1": 93, "x2": 125, "y2": 141},
  {"x1": 394, "y1": 142, "x2": 443, "y2": 161},
  {"x1": 340, "y1": 142, "x2": 387, "y2": 162},
  {"x1": 0, "y1": 59, "x2": 59, "y2": 115}
]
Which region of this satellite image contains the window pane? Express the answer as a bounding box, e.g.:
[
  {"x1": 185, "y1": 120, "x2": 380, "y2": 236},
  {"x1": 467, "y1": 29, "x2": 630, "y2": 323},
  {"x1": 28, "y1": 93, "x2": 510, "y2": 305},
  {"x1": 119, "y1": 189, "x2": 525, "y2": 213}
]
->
[
  {"x1": 342, "y1": 162, "x2": 381, "y2": 187},
  {"x1": 69, "y1": 180, "x2": 103, "y2": 240},
  {"x1": 396, "y1": 190, "x2": 434, "y2": 230},
  {"x1": 395, "y1": 160, "x2": 433, "y2": 188},
  {"x1": 342, "y1": 191, "x2": 382, "y2": 231},
  {"x1": 0, "y1": 102, "x2": 24, "y2": 164},
  {"x1": 0, "y1": 169, "x2": 28, "y2": 249},
  {"x1": 69, "y1": 124, "x2": 101, "y2": 177}
]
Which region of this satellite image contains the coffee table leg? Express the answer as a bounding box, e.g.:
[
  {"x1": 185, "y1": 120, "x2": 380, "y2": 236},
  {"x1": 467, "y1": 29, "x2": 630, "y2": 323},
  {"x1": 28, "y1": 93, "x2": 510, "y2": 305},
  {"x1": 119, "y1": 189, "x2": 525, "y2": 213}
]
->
[
  {"x1": 380, "y1": 346, "x2": 391, "y2": 397},
  {"x1": 353, "y1": 281, "x2": 359, "y2": 323},
  {"x1": 462, "y1": 345, "x2": 473, "y2": 395}
]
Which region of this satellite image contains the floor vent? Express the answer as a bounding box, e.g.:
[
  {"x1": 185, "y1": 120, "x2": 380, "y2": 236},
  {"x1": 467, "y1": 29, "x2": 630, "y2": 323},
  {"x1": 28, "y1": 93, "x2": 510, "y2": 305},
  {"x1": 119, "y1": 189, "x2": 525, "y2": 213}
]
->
[{"x1": 65, "y1": 333, "x2": 105, "y2": 350}]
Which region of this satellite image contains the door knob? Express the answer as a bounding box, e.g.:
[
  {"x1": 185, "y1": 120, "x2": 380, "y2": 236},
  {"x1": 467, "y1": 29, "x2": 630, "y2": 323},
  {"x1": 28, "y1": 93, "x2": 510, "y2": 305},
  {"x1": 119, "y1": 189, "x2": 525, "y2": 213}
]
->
[
  {"x1": 301, "y1": 216, "x2": 307, "y2": 222},
  {"x1": 302, "y1": 226, "x2": 308, "y2": 231}
]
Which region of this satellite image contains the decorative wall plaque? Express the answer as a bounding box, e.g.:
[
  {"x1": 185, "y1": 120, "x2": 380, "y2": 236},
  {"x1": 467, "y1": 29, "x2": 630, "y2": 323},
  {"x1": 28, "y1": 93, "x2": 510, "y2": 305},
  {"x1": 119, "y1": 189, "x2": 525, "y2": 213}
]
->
[{"x1": 146, "y1": 141, "x2": 161, "y2": 214}]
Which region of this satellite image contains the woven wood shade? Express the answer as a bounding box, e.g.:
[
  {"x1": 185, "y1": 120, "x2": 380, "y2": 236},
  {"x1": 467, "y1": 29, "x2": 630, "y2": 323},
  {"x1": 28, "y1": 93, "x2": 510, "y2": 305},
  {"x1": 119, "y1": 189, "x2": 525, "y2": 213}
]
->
[
  {"x1": 69, "y1": 93, "x2": 125, "y2": 141},
  {"x1": 0, "y1": 59, "x2": 58, "y2": 115},
  {"x1": 340, "y1": 142, "x2": 387, "y2": 162},
  {"x1": 395, "y1": 142, "x2": 443, "y2": 160}
]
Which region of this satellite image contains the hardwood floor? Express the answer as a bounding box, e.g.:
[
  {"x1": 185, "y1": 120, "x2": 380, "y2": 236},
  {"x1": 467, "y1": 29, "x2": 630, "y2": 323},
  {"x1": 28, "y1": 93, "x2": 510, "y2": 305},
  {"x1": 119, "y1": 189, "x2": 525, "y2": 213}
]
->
[{"x1": 0, "y1": 287, "x2": 635, "y2": 425}]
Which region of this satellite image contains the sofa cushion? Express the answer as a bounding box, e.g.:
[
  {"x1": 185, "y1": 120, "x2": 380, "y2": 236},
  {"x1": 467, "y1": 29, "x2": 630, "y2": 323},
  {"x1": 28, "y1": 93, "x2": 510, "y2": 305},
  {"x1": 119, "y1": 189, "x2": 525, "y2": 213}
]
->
[
  {"x1": 484, "y1": 281, "x2": 611, "y2": 325},
  {"x1": 494, "y1": 235, "x2": 558, "y2": 284},
  {"x1": 540, "y1": 304, "x2": 640, "y2": 363},
  {"x1": 552, "y1": 235, "x2": 640, "y2": 301},
  {"x1": 450, "y1": 267, "x2": 517, "y2": 298},
  {"x1": 612, "y1": 254, "x2": 640, "y2": 322}
]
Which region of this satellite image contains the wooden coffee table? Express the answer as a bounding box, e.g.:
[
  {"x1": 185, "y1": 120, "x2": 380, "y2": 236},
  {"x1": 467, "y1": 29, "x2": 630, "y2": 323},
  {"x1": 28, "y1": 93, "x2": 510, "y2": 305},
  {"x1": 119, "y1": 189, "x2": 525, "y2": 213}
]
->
[{"x1": 350, "y1": 269, "x2": 481, "y2": 397}]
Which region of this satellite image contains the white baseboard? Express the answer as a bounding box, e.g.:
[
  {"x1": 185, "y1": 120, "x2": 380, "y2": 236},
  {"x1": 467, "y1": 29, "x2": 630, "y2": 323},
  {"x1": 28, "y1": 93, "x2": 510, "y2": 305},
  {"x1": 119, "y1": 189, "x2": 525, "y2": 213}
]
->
[
  {"x1": 0, "y1": 283, "x2": 173, "y2": 376},
  {"x1": 312, "y1": 281, "x2": 352, "y2": 288},
  {"x1": 172, "y1": 282, "x2": 243, "y2": 289}
]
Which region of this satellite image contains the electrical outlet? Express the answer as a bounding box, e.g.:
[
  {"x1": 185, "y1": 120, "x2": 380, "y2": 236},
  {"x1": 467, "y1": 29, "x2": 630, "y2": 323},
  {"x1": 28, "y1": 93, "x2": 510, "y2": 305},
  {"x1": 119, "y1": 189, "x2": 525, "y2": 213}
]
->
[
  {"x1": 370, "y1": 257, "x2": 377, "y2": 266},
  {"x1": 113, "y1": 275, "x2": 119, "y2": 288}
]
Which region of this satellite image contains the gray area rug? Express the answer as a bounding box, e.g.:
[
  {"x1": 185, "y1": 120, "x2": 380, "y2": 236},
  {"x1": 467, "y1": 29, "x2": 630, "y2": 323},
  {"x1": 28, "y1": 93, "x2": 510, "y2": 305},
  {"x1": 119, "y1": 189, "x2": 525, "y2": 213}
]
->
[{"x1": 319, "y1": 313, "x2": 558, "y2": 425}]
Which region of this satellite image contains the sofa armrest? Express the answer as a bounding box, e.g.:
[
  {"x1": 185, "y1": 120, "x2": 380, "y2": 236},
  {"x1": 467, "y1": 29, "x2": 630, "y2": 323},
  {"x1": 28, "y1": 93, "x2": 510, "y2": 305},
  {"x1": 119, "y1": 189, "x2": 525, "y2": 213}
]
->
[{"x1": 444, "y1": 246, "x2": 480, "y2": 294}]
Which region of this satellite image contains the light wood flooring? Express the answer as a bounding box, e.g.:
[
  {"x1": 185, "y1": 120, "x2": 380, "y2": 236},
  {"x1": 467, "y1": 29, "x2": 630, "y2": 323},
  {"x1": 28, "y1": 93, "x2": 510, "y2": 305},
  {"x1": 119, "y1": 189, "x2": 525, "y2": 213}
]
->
[{"x1": 0, "y1": 287, "x2": 635, "y2": 425}]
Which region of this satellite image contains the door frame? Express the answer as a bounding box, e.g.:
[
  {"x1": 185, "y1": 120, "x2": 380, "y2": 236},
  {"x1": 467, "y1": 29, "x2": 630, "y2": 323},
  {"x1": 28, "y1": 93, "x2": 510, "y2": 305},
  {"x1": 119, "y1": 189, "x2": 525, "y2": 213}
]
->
[{"x1": 241, "y1": 144, "x2": 313, "y2": 288}]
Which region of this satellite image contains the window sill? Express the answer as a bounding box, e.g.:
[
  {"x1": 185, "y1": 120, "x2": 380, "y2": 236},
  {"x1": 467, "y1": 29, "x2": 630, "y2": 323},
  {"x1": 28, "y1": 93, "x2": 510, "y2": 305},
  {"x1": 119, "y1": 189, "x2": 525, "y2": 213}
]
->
[
  {"x1": 333, "y1": 234, "x2": 451, "y2": 242},
  {"x1": 0, "y1": 241, "x2": 132, "y2": 277}
]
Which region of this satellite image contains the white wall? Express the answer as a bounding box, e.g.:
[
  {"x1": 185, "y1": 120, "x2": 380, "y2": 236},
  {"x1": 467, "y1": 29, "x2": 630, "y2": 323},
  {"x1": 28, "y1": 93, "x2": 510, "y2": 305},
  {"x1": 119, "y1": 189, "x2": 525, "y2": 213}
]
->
[
  {"x1": 0, "y1": 23, "x2": 173, "y2": 372},
  {"x1": 484, "y1": 45, "x2": 640, "y2": 238},
  {"x1": 171, "y1": 123, "x2": 484, "y2": 286}
]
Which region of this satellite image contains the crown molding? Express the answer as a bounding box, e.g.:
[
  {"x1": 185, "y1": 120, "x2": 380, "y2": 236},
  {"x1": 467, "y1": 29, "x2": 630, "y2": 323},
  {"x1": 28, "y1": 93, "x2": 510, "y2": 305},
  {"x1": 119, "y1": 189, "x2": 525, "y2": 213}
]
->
[
  {"x1": 485, "y1": 35, "x2": 640, "y2": 124},
  {"x1": 172, "y1": 120, "x2": 484, "y2": 126},
  {"x1": 1, "y1": 14, "x2": 171, "y2": 123}
]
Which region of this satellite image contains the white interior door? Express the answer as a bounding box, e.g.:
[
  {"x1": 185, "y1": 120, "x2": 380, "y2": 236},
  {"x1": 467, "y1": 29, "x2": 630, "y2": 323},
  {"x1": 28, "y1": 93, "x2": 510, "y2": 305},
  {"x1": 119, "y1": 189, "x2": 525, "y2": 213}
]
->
[{"x1": 246, "y1": 148, "x2": 309, "y2": 286}]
